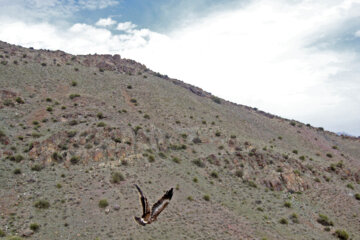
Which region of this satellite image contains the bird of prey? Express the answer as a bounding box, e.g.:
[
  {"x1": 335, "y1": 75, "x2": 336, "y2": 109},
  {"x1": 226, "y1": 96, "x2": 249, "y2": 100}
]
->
[{"x1": 134, "y1": 184, "x2": 173, "y2": 226}]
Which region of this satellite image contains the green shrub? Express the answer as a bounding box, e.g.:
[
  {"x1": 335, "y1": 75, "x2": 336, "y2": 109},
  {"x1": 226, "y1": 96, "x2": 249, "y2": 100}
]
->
[
  {"x1": 67, "y1": 131, "x2": 77, "y2": 138},
  {"x1": 34, "y1": 200, "x2": 50, "y2": 209},
  {"x1": 148, "y1": 155, "x2": 155, "y2": 162},
  {"x1": 158, "y1": 152, "x2": 167, "y2": 159},
  {"x1": 248, "y1": 181, "x2": 257, "y2": 188},
  {"x1": 292, "y1": 150, "x2": 298, "y2": 154},
  {"x1": 279, "y1": 218, "x2": 288, "y2": 224},
  {"x1": 130, "y1": 98, "x2": 137, "y2": 103},
  {"x1": 192, "y1": 159, "x2": 205, "y2": 168},
  {"x1": 346, "y1": 183, "x2": 354, "y2": 190},
  {"x1": 143, "y1": 114, "x2": 150, "y2": 119},
  {"x1": 70, "y1": 156, "x2": 80, "y2": 165},
  {"x1": 210, "y1": 171, "x2": 219, "y2": 178},
  {"x1": 110, "y1": 172, "x2": 125, "y2": 183},
  {"x1": 215, "y1": 131, "x2": 221, "y2": 137},
  {"x1": 192, "y1": 137, "x2": 202, "y2": 144},
  {"x1": 30, "y1": 223, "x2": 40, "y2": 232},
  {"x1": 46, "y1": 106, "x2": 53, "y2": 112},
  {"x1": 71, "y1": 81, "x2": 77, "y2": 86},
  {"x1": 203, "y1": 195, "x2": 210, "y2": 201},
  {"x1": 284, "y1": 201, "x2": 292, "y2": 208},
  {"x1": 97, "y1": 122, "x2": 106, "y2": 127},
  {"x1": 187, "y1": 196, "x2": 193, "y2": 201},
  {"x1": 299, "y1": 155, "x2": 305, "y2": 161},
  {"x1": 41, "y1": 63, "x2": 47, "y2": 66},
  {"x1": 15, "y1": 97, "x2": 24, "y2": 104},
  {"x1": 326, "y1": 153, "x2": 333, "y2": 158},
  {"x1": 68, "y1": 120, "x2": 78, "y2": 126},
  {"x1": 193, "y1": 177, "x2": 198, "y2": 183},
  {"x1": 0, "y1": 229, "x2": 5, "y2": 237},
  {"x1": 334, "y1": 229, "x2": 349, "y2": 240},
  {"x1": 290, "y1": 121, "x2": 296, "y2": 126},
  {"x1": 98, "y1": 199, "x2": 108, "y2": 208},
  {"x1": 317, "y1": 214, "x2": 333, "y2": 226},
  {"x1": 355, "y1": 193, "x2": 360, "y2": 200},
  {"x1": 56, "y1": 183, "x2": 62, "y2": 189},
  {"x1": 211, "y1": 96, "x2": 221, "y2": 104},
  {"x1": 97, "y1": 112, "x2": 104, "y2": 119},
  {"x1": 14, "y1": 154, "x2": 24, "y2": 162},
  {"x1": 13, "y1": 168, "x2": 21, "y2": 175}
]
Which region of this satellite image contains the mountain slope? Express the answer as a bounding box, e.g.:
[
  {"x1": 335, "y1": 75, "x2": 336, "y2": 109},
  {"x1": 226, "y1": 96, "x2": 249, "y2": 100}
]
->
[{"x1": 0, "y1": 41, "x2": 359, "y2": 240}]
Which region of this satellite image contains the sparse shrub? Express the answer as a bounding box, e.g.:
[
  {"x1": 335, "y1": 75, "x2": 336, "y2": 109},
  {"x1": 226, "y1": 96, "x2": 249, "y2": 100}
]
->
[
  {"x1": 74, "y1": 67, "x2": 79, "y2": 71},
  {"x1": 290, "y1": 213, "x2": 299, "y2": 223},
  {"x1": 4, "y1": 99, "x2": 14, "y2": 106},
  {"x1": 52, "y1": 152, "x2": 63, "y2": 162},
  {"x1": 336, "y1": 161, "x2": 344, "y2": 168},
  {"x1": 69, "y1": 94, "x2": 80, "y2": 100},
  {"x1": 143, "y1": 114, "x2": 150, "y2": 119},
  {"x1": 257, "y1": 207, "x2": 264, "y2": 212},
  {"x1": 31, "y1": 164, "x2": 43, "y2": 171},
  {"x1": 326, "y1": 153, "x2": 333, "y2": 158},
  {"x1": 187, "y1": 196, "x2": 193, "y2": 201},
  {"x1": 127, "y1": 85, "x2": 132, "y2": 89},
  {"x1": 68, "y1": 120, "x2": 78, "y2": 126},
  {"x1": 71, "y1": 81, "x2": 77, "y2": 86},
  {"x1": 41, "y1": 63, "x2": 47, "y2": 66},
  {"x1": 293, "y1": 170, "x2": 301, "y2": 176},
  {"x1": 158, "y1": 152, "x2": 167, "y2": 159},
  {"x1": 230, "y1": 135, "x2": 236, "y2": 139},
  {"x1": 203, "y1": 195, "x2": 210, "y2": 201},
  {"x1": 279, "y1": 218, "x2": 288, "y2": 224},
  {"x1": 13, "y1": 168, "x2": 21, "y2": 175},
  {"x1": 1, "y1": 60, "x2": 8, "y2": 65},
  {"x1": 111, "y1": 172, "x2": 125, "y2": 183},
  {"x1": 247, "y1": 181, "x2": 257, "y2": 188},
  {"x1": 181, "y1": 133, "x2": 187, "y2": 139},
  {"x1": 210, "y1": 171, "x2": 219, "y2": 178},
  {"x1": 299, "y1": 155, "x2": 305, "y2": 161},
  {"x1": 34, "y1": 200, "x2": 50, "y2": 209},
  {"x1": 0, "y1": 229, "x2": 5, "y2": 237},
  {"x1": 133, "y1": 126, "x2": 141, "y2": 134},
  {"x1": 215, "y1": 131, "x2": 221, "y2": 137},
  {"x1": 70, "y1": 156, "x2": 80, "y2": 164},
  {"x1": 346, "y1": 183, "x2": 354, "y2": 190},
  {"x1": 169, "y1": 144, "x2": 187, "y2": 150},
  {"x1": 292, "y1": 150, "x2": 298, "y2": 154},
  {"x1": 130, "y1": 98, "x2": 137, "y2": 103},
  {"x1": 192, "y1": 159, "x2": 205, "y2": 168},
  {"x1": 314, "y1": 177, "x2": 321, "y2": 183},
  {"x1": 46, "y1": 106, "x2": 53, "y2": 112},
  {"x1": 56, "y1": 183, "x2": 62, "y2": 189},
  {"x1": 334, "y1": 229, "x2": 349, "y2": 240},
  {"x1": 193, "y1": 177, "x2": 198, "y2": 183},
  {"x1": 172, "y1": 156, "x2": 181, "y2": 164},
  {"x1": 235, "y1": 170, "x2": 243, "y2": 178},
  {"x1": 14, "y1": 154, "x2": 24, "y2": 162},
  {"x1": 30, "y1": 223, "x2": 40, "y2": 232},
  {"x1": 15, "y1": 97, "x2": 24, "y2": 104},
  {"x1": 284, "y1": 201, "x2": 292, "y2": 208},
  {"x1": 98, "y1": 199, "x2": 108, "y2": 208},
  {"x1": 46, "y1": 98, "x2": 52, "y2": 102},
  {"x1": 97, "y1": 122, "x2": 106, "y2": 127},
  {"x1": 290, "y1": 121, "x2": 296, "y2": 126},
  {"x1": 192, "y1": 137, "x2": 202, "y2": 144},
  {"x1": 355, "y1": 193, "x2": 360, "y2": 200},
  {"x1": 317, "y1": 214, "x2": 333, "y2": 226}
]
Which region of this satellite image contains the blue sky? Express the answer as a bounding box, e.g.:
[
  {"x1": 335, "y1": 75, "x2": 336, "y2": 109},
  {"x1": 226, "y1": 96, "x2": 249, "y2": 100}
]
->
[{"x1": 0, "y1": 0, "x2": 360, "y2": 136}]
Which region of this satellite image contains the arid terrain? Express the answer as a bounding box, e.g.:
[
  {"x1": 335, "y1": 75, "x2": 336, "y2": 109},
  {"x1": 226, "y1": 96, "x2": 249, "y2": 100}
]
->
[{"x1": 0, "y1": 41, "x2": 359, "y2": 240}]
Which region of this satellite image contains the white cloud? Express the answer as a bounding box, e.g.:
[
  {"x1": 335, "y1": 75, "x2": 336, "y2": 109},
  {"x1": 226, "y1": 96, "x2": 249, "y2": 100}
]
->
[
  {"x1": 355, "y1": 30, "x2": 360, "y2": 37},
  {"x1": 96, "y1": 17, "x2": 116, "y2": 27},
  {"x1": 78, "y1": 0, "x2": 119, "y2": 10},
  {"x1": 0, "y1": 0, "x2": 360, "y2": 135},
  {"x1": 116, "y1": 21, "x2": 137, "y2": 32}
]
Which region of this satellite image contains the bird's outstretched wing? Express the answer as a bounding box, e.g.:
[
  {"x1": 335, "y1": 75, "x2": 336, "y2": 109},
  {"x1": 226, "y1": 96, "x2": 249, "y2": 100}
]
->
[
  {"x1": 151, "y1": 188, "x2": 173, "y2": 220},
  {"x1": 134, "y1": 184, "x2": 150, "y2": 219}
]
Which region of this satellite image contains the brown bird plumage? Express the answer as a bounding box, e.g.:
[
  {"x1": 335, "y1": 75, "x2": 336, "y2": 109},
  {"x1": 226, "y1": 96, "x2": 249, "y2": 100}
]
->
[{"x1": 134, "y1": 184, "x2": 173, "y2": 226}]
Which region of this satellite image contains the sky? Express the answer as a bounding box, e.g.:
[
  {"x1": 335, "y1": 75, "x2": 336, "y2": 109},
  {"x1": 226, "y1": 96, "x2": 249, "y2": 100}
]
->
[{"x1": 0, "y1": 0, "x2": 359, "y2": 136}]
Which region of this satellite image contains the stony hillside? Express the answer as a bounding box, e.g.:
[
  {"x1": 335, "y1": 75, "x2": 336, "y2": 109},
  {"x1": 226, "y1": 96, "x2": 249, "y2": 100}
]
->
[{"x1": 0, "y1": 41, "x2": 360, "y2": 240}]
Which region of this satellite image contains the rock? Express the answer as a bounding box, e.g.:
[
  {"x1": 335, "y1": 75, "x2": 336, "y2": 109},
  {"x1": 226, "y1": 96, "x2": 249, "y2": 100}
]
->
[
  {"x1": 21, "y1": 229, "x2": 34, "y2": 237},
  {"x1": 113, "y1": 204, "x2": 120, "y2": 211},
  {"x1": 105, "y1": 208, "x2": 110, "y2": 214}
]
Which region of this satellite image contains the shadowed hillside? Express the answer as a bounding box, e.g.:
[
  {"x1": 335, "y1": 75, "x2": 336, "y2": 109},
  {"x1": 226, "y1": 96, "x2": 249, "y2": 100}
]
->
[{"x1": 0, "y1": 41, "x2": 359, "y2": 240}]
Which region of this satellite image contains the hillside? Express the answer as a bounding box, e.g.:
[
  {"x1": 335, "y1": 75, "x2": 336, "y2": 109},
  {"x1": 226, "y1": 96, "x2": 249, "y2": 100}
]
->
[{"x1": 0, "y1": 40, "x2": 360, "y2": 240}]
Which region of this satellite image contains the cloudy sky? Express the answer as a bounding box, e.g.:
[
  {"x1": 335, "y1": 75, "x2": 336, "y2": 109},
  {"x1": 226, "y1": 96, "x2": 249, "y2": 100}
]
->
[{"x1": 0, "y1": 0, "x2": 359, "y2": 136}]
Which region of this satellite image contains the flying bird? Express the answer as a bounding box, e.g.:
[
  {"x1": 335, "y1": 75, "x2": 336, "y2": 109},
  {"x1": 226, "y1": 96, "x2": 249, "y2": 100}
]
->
[{"x1": 134, "y1": 184, "x2": 173, "y2": 226}]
